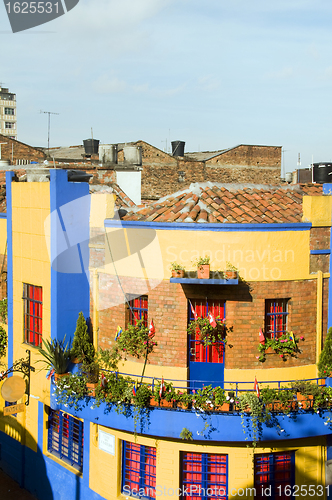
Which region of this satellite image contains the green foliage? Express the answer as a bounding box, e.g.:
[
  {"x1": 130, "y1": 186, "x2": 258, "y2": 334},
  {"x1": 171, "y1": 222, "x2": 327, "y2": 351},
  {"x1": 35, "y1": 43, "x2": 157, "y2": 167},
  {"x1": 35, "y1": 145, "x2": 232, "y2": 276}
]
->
[
  {"x1": 238, "y1": 391, "x2": 271, "y2": 449},
  {"x1": 318, "y1": 327, "x2": 332, "y2": 377},
  {"x1": 187, "y1": 317, "x2": 227, "y2": 347},
  {"x1": 0, "y1": 298, "x2": 7, "y2": 323},
  {"x1": 169, "y1": 262, "x2": 185, "y2": 271},
  {"x1": 36, "y1": 337, "x2": 71, "y2": 374},
  {"x1": 116, "y1": 319, "x2": 157, "y2": 359},
  {"x1": 180, "y1": 427, "x2": 193, "y2": 440},
  {"x1": 71, "y1": 312, "x2": 95, "y2": 363},
  {"x1": 226, "y1": 261, "x2": 238, "y2": 272},
  {"x1": 54, "y1": 372, "x2": 89, "y2": 410},
  {"x1": 213, "y1": 386, "x2": 227, "y2": 406},
  {"x1": 133, "y1": 384, "x2": 152, "y2": 408},
  {"x1": 0, "y1": 325, "x2": 7, "y2": 358},
  {"x1": 97, "y1": 346, "x2": 121, "y2": 371},
  {"x1": 258, "y1": 332, "x2": 303, "y2": 362},
  {"x1": 195, "y1": 255, "x2": 210, "y2": 266}
]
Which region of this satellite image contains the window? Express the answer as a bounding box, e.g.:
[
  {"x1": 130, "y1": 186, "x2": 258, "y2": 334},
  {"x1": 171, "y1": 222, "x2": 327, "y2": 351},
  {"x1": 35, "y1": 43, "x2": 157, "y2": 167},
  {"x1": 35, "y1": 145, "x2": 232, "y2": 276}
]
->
[
  {"x1": 23, "y1": 283, "x2": 42, "y2": 347},
  {"x1": 265, "y1": 299, "x2": 288, "y2": 339},
  {"x1": 122, "y1": 441, "x2": 156, "y2": 499},
  {"x1": 188, "y1": 299, "x2": 225, "y2": 363},
  {"x1": 5, "y1": 122, "x2": 14, "y2": 128},
  {"x1": 254, "y1": 452, "x2": 295, "y2": 500},
  {"x1": 48, "y1": 409, "x2": 84, "y2": 470},
  {"x1": 126, "y1": 295, "x2": 148, "y2": 327},
  {"x1": 181, "y1": 452, "x2": 227, "y2": 500},
  {"x1": 4, "y1": 108, "x2": 14, "y2": 115}
]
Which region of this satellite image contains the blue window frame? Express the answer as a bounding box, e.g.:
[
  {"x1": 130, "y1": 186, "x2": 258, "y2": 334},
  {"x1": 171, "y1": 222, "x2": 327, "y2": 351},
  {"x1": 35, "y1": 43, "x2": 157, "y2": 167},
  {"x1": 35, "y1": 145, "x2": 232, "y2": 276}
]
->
[
  {"x1": 127, "y1": 295, "x2": 148, "y2": 328},
  {"x1": 265, "y1": 299, "x2": 288, "y2": 339},
  {"x1": 181, "y1": 452, "x2": 228, "y2": 500},
  {"x1": 48, "y1": 409, "x2": 84, "y2": 471},
  {"x1": 254, "y1": 452, "x2": 295, "y2": 500},
  {"x1": 122, "y1": 441, "x2": 156, "y2": 499}
]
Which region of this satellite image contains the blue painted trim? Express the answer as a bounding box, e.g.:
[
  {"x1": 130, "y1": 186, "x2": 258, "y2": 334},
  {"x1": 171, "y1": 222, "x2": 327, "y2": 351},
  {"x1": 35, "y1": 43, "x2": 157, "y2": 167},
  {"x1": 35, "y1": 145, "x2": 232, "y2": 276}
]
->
[
  {"x1": 328, "y1": 226, "x2": 332, "y2": 329},
  {"x1": 51, "y1": 393, "x2": 332, "y2": 443},
  {"x1": 170, "y1": 277, "x2": 238, "y2": 285},
  {"x1": 323, "y1": 184, "x2": 332, "y2": 194},
  {"x1": 82, "y1": 419, "x2": 90, "y2": 489},
  {"x1": 310, "y1": 249, "x2": 331, "y2": 255},
  {"x1": 105, "y1": 220, "x2": 312, "y2": 232},
  {"x1": 6, "y1": 171, "x2": 14, "y2": 368},
  {"x1": 38, "y1": 401, "x2": 44, "y2": 449},
  {"x1": 0, "y1": 212, "x2": 7, "y2": 219}
]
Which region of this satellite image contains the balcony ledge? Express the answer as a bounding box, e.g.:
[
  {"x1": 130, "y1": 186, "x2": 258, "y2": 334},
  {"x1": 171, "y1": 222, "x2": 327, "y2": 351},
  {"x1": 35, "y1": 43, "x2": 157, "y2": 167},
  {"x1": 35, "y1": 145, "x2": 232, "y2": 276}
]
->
[
  {"x1": 51, "y1": 394, "x2": 332, "y2": 443},
  {"x1": 170, "y1": 278, "x2": 238, "y2": 285}
]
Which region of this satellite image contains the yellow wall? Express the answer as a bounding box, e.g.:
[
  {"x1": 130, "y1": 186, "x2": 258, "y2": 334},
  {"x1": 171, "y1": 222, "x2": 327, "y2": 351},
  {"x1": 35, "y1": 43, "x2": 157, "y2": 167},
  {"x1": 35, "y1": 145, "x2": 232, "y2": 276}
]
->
[
  {"x1": 11, "y1": 182, "x2": 51, "y2": 450},
  {"x1": 89, "y1": 425, "x2": 326, "y2": 500},
  {"x1": 99, "y1": 226, "x2": 311, "y2": 282},
  {"x1": 0, "y1": 217, "x2": 7, "y2": 255}
]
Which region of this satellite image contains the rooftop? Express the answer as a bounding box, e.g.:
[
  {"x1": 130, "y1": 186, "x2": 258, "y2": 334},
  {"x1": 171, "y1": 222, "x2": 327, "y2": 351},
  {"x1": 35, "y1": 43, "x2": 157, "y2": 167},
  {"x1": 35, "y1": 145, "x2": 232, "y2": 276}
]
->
[{"x1": 122, "y1": 182, "x2": 323, "y2": 224}]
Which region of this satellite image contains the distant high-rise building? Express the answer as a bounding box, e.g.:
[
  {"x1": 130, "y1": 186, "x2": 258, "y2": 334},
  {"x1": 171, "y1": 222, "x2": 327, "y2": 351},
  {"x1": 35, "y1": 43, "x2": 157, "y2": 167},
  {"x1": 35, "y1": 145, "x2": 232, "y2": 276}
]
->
[{"x1": 0, "y1": 85, "x2": 16, "y2": 140}]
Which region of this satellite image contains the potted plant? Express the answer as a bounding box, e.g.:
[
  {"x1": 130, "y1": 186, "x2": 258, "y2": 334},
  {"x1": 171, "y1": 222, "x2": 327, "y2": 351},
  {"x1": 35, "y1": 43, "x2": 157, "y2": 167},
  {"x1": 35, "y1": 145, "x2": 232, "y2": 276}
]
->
[
  {"x1": 213, "y1": 386, "x2": 228, "y2": 411},
  {"x1": 71, "y1": 312, "x2": 95, "y2": 363},
  {"x1": 36, "y1": 337, "x2": 71, "y2": 381},
  {"x1": 258, "y1": 332, "x2": 303, "y2": 362},
  {"x1": 225, "y1": 262, "x2": 238, "y2": 280},
  {"x1": 195, "y1": 256, "x2": 210, "y2": 279},
  {"x1": 170, "y1": 262, "x2": 185, "y2": 278},
  {"x1": 132, "y1": 384, "x2": 152, "y2": 408}
]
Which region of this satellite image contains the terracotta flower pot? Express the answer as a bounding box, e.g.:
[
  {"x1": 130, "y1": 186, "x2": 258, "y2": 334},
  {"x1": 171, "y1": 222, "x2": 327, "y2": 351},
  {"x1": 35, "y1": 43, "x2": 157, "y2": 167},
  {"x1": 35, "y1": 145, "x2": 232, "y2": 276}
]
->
[
  {"x1": 54, "y1": 373, "x2": 69, "y2": 382},
  {"x1": 197, "y1": 265, "x2": 210, "y2": 279},
  {"x1": 225, "y1": 270, "x2": 237, "y2": 280},
  {"x1": 214, "y1": 402, "x2": 229, "y2": 412},
  {"x1": 171, "y1": 269, "x2": 185, "y2": 278},
  {"x1": 86, "y1": 382, "x2": 98, "y2": 397}
]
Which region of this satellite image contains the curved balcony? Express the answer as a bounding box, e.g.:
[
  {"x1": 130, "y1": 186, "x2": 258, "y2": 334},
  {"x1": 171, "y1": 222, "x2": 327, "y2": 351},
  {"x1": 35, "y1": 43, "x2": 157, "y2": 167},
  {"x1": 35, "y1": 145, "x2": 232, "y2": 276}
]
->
[{"x1": 50, "y1": 373, "x2": 332, "y2": 443}]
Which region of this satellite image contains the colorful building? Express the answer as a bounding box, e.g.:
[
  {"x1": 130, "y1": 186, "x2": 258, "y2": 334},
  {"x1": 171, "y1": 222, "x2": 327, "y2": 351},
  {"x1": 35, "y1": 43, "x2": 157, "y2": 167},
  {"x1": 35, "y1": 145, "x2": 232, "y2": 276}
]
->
[{"x1": 1, "y1": 171, "x2": 332, "y2": 500}]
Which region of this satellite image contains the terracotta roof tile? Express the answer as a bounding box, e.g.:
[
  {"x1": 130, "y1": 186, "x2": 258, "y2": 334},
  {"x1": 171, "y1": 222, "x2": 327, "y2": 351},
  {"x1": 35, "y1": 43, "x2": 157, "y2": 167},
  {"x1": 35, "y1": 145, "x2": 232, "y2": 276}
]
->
[{"x1": 122, "y1": 182, "x2": 328, "y2": 224}]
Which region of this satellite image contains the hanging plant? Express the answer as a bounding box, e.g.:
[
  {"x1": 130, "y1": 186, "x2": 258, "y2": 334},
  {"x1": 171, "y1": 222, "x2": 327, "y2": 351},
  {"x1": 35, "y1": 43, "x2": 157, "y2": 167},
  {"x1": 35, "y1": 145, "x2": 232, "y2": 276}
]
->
[
  {"x1": 116, "y1": 319, "x2": 157, "y2": 360},
  {"x1": 187, "y1": 316, "x2": 228, "y2": 347},
  {"x1": 258, "y1": 331, "x2": 304, "y2": 362}
]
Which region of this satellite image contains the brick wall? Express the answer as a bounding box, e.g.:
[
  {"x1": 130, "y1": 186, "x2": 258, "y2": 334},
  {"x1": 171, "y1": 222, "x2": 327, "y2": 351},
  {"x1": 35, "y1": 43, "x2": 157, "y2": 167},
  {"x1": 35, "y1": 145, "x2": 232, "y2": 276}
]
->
[
  {"x1": 135, "y1": 141, "x2": 282, "y2": 200},
  {"x1": 95, "y1": 274, "x2": 322, "y2": 371},
  {"x1": 310, "y1": 227, "x2": 331, "y2": 274},
  {"x1": 0, "y1": 134, "x2": 46, "y2": 165}
]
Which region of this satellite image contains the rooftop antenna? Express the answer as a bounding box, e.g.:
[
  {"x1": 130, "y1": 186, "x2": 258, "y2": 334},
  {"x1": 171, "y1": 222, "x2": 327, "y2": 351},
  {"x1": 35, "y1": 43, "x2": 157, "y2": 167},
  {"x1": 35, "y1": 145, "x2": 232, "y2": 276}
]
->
[{"x1": 40, "y1": 110, "x2": 59, "y2": 155}]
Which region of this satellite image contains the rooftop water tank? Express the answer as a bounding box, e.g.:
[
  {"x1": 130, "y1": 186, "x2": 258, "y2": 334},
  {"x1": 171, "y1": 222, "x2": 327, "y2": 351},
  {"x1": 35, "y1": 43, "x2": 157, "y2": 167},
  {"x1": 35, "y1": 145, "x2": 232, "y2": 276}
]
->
[
  {"x1": 171, "y1": 141, "x2": 185, "y2": 157},
  {"x1": 123, "y1": 145, "x2": 142, "y2": 165},
  {"x1": 312, "y1": 163, "x2": 332, "y2": 183},
  {"x1": 83, "y1": 139, "x2": 99, "y2": 155},
  {"x1": 99, "y1": 144, "x2": 118, "y2": 164}
]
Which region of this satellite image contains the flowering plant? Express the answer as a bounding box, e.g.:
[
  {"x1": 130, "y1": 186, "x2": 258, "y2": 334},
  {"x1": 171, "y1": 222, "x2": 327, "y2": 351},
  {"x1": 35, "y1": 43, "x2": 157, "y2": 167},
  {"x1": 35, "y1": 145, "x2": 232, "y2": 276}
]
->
[
  {"x1": 258, "y1": 331, "x2": 304, "y2": 362},
  {"x1": 187, "y1": 317, "x2": 228, "y2": 347}
]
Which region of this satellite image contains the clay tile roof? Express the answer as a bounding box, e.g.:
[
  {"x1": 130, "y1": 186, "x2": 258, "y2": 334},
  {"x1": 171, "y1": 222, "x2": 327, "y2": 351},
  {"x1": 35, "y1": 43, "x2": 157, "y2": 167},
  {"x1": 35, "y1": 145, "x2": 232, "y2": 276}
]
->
[{"x1": 121, "y1": 182, "x2": 328, "y2": 224}]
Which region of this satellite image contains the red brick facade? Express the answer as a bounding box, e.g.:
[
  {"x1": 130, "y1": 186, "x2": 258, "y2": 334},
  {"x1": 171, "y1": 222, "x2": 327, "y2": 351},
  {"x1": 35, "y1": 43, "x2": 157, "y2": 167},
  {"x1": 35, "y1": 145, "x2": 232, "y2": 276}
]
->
[{"x1": 95, "y1": 274, "x2": 325, "y2": 371}]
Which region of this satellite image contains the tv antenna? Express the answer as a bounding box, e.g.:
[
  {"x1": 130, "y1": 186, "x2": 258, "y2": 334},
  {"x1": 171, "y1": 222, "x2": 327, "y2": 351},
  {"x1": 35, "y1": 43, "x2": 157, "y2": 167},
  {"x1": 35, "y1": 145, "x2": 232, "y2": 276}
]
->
[{"x1": 40, "y1": 110, "x2": 59, "y2": 154}]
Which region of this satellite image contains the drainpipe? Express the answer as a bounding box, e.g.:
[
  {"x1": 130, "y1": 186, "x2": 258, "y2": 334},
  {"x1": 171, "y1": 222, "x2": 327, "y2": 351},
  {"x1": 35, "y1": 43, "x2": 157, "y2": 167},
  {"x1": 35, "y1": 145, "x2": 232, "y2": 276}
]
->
[
  {"x1": 92, "y1": 269, "x2": 99, "y2": 351},
  {"x1": 316, "y1": 270, "x2": 323, "y2": 369}
]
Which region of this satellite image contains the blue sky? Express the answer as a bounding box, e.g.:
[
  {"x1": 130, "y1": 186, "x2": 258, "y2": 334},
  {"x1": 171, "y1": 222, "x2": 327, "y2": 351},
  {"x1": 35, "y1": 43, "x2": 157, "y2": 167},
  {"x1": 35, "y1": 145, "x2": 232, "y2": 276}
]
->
[{"x1": 1, "y1": 0, "x2": 332, "y2": 172}]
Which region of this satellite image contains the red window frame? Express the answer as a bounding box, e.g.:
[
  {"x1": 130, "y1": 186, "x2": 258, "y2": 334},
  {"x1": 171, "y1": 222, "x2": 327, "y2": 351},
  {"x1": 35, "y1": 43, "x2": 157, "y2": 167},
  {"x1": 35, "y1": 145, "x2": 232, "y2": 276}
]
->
[
  {"x1": 265, "y1": 299, "x2": 288, "y2": 339},
  {"x1": 122, "y1": 441, "x2": 156, "y2": 499},
  {"x1": 23, "y1": 283, "x2": 42, "y2": 347},
  {"x1": 188, "y1": 299, "x2": 225, "y2": 364},
  {"x1": 181, "y1": 452, "x2": 228, "y2": 500}
]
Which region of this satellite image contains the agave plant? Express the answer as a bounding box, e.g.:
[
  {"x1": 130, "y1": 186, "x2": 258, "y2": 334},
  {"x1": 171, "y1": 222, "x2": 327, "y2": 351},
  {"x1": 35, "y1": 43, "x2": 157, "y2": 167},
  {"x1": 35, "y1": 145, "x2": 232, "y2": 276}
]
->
[{"x1": 36, "y1": 337, "x2": 71, "y2": 374}]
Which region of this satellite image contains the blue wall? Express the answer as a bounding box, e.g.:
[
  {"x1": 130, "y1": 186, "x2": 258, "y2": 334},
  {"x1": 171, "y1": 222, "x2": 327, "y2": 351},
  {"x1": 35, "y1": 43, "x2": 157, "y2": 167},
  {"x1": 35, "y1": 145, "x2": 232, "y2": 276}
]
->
[{"x1": 49, "y1": 170, "x2": 90, "y2": 342}]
